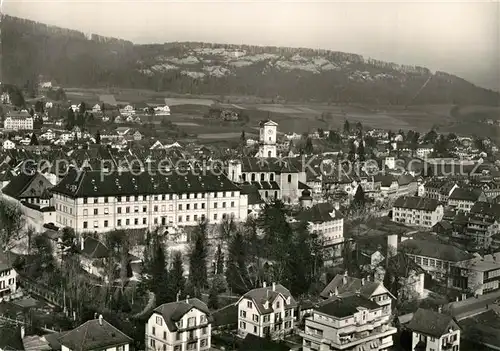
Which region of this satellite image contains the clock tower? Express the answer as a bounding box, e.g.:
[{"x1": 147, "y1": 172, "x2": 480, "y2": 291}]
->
[{"x1": 257, "y1": 120, "x2": 278, "y2": 158}]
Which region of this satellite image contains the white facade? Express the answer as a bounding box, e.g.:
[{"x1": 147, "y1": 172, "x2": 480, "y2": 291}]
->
[
  {"x1": 0, "y1": 264, "x2": 17, "y2": 297},
  {"x1": 53, "y1": 191, "x2": 248, "y2": 234},
  {"x1": 4, "y1": 116, "x2": 34, "y2": 131},
  {"x1": 257, "y1": 121, "x2": 278, "y2": 158},
  {"x1": 393, "y1": 204, "x2": 444, "y2": 228},
  {"x1": 411, "y1": 328, "x2": 459, "y2": 351},
  {"x1": 146, "y1": 305, "x2": 211, "y2": 351},
  {"x1": 2, "y1": 140, "x2": 15, "y2": 150},
  {"x1": 237, "y1": 284, "x2": 296, "y2": 340},
  {"x1": 154, "y1": 105, "x2": 171, "y2": 116}
]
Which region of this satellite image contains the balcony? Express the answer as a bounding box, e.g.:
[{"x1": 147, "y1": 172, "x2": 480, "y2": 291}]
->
[
  {"x1": 442, "y1": 341, "x2": 454, "y2": 350},
  {"x1": 187, "y1": 334, "x2": 199, "y2": 343}
]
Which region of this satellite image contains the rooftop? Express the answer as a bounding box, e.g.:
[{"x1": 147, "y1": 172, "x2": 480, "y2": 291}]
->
[{"x1": 407, "y1": 308, "x2": 458, "y2": 338}]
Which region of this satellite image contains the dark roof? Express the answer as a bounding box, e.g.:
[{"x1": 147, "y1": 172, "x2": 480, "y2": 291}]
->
[
  {"x1": 449, "y1": 188, "x2": 482, "y2": 202},
  {"x1": 51, "y1": 169, "x2": 241, "y2": 198},
  {"x1": 0, "y1": 252, "x2": 13, "y2": 272},
  {"x1": 58, "y1": 318, "x2": 132, "y2": 351},
  {"x1": 398, "y1": 174, "x2": 416, "y2": 186},
  {"x1": 470, "y1": 202, "x2": 500, "y2": 219},
  {"x1": 153, "y1": 298, "x2": 210, "y2": 332},
  {"x1": 240, "y1": 157, "x2": 299, "y2": 173},
  {"x1": 400, "y1": 238, "x2": 474, "y2": 262},
  {"x1": 2, "y1": 172, "x2": 52, "y2": 199},
  {"x1": 79, "y1": 237, "x2": 108, "y2": 259},
  {"x1": 212, "y1": 303, "x2": 238, "y2": 328},
  {"x1": 407, "y1": 308, "x2": 458, "y2": 338},
  {"x1": 386, "y1": 252, "x2": 425, "y2": 277},
  {"x1": 320, "y1": 274, "x2": 390, "y2": 300},
  {"x1": 296, "y1": 202, "x2": 343, "y2": 223},
  {"x1": 317, "y1": 294, "x2": 381, "y2": 318},
  {"x1": 239, "y1": 184, "x2": 264, "y2": 205},
  {"x1": 393, "y1": 196, "x2": 440, "y2": 211},
  {"x1": 241, "y1": 284, "x2": 297, "y2": 315}
]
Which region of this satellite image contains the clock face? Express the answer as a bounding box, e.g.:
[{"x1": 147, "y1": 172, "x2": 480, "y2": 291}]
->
[{"x1": 268, "y1": 129, "x2": 273, "y2": 135}]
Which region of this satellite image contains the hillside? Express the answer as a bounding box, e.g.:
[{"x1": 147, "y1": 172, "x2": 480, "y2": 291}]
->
[{"x1": 3, "y1": 15, "x2": 499, "y2": 106}]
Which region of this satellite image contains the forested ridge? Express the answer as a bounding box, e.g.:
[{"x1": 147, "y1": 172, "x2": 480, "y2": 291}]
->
[{"x1": 3, "y1": 15, "x2": 499, "y2": 105}]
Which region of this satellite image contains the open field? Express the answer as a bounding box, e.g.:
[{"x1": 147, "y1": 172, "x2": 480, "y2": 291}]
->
[{"x1": 62, "y1": 87, "x2": 498, "y2": 141}]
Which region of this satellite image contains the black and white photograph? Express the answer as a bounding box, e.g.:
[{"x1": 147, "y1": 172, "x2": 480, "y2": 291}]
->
[{"x1": 0, "y1": 0, "x2": 499, "y2": 350}]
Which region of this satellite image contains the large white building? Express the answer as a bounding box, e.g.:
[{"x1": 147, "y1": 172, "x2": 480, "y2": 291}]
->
[
  {"x1": 145, "y1": 298, "x2": 212, "y2": 351},
  {"x1": 50, "y1": 169, "x2": 248, "y2": 233},
  {"x1": 3, "y1": 111, "x2": 33, "y2": 131},
  {"x1": 392, "y1": 196, "x2": 444, "y2": 228},
  {"x1": 236, "y1": 283, "x2": 297, "y2": 340}
]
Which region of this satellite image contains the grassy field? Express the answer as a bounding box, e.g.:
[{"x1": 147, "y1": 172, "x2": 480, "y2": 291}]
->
[{"x1": 62, "y1": 87, "x2": 498, "y2": 141}]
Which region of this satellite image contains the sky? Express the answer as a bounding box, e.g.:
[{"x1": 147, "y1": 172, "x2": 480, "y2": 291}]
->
[{"x1": 4, "y1": 0, "x2": 500, "y2": 91}]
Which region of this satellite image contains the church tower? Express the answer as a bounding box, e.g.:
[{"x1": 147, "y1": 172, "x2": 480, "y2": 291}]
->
[{"x1": 257, "y1": 120, "x2": 278, "y2": 158}]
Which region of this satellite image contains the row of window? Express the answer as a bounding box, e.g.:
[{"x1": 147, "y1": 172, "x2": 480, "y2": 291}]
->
[
  {"x1": 410, "y1": 255, "x2": 450, "y2": 270},
  {"x1": 242, "y1": 173, "x2": 293, "y2": 183},
  {"x1": 149, "y1": 338, "x2": 209, "y2": 350},
  {"x1": 240, "y1": 321, "x2": 292, "y2": 334},
  {"x1": 81, "y1": 191, "x2": 237, "y2": 204}
]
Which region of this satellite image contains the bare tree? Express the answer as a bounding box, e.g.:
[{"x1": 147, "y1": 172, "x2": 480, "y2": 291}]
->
[{"x1": 0, "y1": 200, "x2": 26, "y2": 251}]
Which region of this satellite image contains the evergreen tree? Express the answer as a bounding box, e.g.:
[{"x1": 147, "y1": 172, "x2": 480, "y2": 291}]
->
[
  {"x1": 150, "y1": 243, "x2": 169, "y2": 305},
  {"x1": 215, "y1": 244, "x2": 224, "y2": 275},
  {"x1": 101, "y1": 103, "x2": 105, "y2": 113},
  {"x1": 168, "y1": 251, "x2": 185, "y2": 301},
  {"x1": 66, "y1": 108, "x2": 75, "y2": 130},
  {"x1": 387, "y1": 130, "x2": 395, "y2": 140},
  {"x1": 355, "y1": 121, "x2": 363, "y2": 133},
  {"x1": 79, "y1": 102, "x2": 86, "y2": 114},
  {"x1": 240, "y1": 130, "x2": 246, "y2": 143},
  {"x1": 304, "y1": 137, "x2": 314, "y2": 154},
  {"x1": 207, "y1": 284, "x2": 219, "y2": 310},
  {"x1": 29, "y1": 133, "x2": 39, "y2": 146},
  {"x1": 343, "y1": 119, "x2": 350, "y2": 134},
  {"x1": 348, "y1": 140, "x2": 357, "y2": 162},
  {"x1": 29, "y1": 108, "x2": 34, "y2": 117},
  {"x1": 189, "y1": 222, "x2": 209, "y2": 297},
  {"x1": 353, "y1": 185, "x2": 366, "y2": 209},
  {"x1": 96, "y1": 130, "x2": 101, "y2": 144},
  {"x1": 225, "y1": 231, "x2": 250, "y2": 294},
  {"x1": 358, "y1": 140, "x2": 365, "y2": 162},
  {"x1": 34, "y1": 100, "x2": 44, "y2": 113}
]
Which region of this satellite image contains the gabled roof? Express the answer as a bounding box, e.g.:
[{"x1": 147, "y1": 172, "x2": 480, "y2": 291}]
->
[
  {"x1": 153, "y1": 298, "x2": 210, "y2": 332},
  {"x1": 240, "y1": 284, "x2": 297, "y2": 315},
  {"x1": 58, "y1": 318, "x2": 132, "y2": 351},
  {"x1": 79, "y1": 237, "x2": 108, "y2": 259},
  {"x1": 470, "y1": 202, "x2": 500, "y2": 219},
  {"x1": 393, "y1": 196, "x2": 440, "y2": 211},
  {"x1": 320, "y1": 274, "x2": 392, "y2": 300},
  {"x1": 407, "y1": 308, "x2": 459, "y2": 338},
  {"x1": 449, "y1": 188, "x2": 482, "y2": 202},
  {"x1": 296, "y1": 202, "x2": 343, "y2": 223},
  {"x1": 2, "y1": 172, "x2": 52, "y2": 199}
]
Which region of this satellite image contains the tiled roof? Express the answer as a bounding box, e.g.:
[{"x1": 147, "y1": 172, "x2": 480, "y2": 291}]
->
[
  {"x1": 153, "y1": 298, "x2": 210, "y2": 332},
  {"x1": 240, "y1": 157, "x2": 299, "y2": 173},
  {"x1": 398, "y1": 174, "x2": 416, "y2": 186},
  {"x1": 2, "y1": 172, "x2": 52, "y2": 199},
  {"x1": 58, "y1": 318, "x2": 132, "y2": 351},
  {"x1": 316, "y1": 294, "x2": 381, "y2": 318},
  {"x1": 470, "y1": 202, "x2": 500, "y2": 219},
  {"x1": 320, "y1": 274, "x2": 389, "y2": 300},
  {"x1": 400, "y1": 238, "x2": 474, "y2": 262},
  {"x1": 241, "y1": 284, "x2": 297, "y2": 315},
  {"x1": 393, "y1": 196, "x2": 440, "y2": 211},
  {"x1": 296, "y1": 203, "x2": 343, "y2": 223},
  {"x1": 79, "y1": 237, "x2": 108, "y2": 259},
  {"x1": 449, "y1": 188, "x2": 482, "y2": 202},
  {"x1": 239, "y1": 184, "x2": 264, "y2": 205},
  {"x1": 386, "y1": 252, "x2": 425, "y2": 277},
  {"x1": 51, "y1": 169, "x2": 241, "y2": 198},
  {"x1": 407, "y1": 308, "x2": 458, "y2": 338}
]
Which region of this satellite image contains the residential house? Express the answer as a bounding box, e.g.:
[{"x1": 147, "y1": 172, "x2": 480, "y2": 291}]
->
[
  {"x1": 133, "y1": 130, "x2": 142, "y2": 141},
  {"x1": 416, "y1": 145, "x2": 434, "y2": 159},
  {"x1": 92, "y1": 104, "x2": 101, "y2": 113},
  {"x1": 237, "y1": 283, "x2": 297, "y2": 340},
  {"x1": 396, "y1": 174, "x2": 418, "y2": 197},
  {"x1": 392, "y1": 196, "x2": 444, "y2": 228},
  {"x1": 1, "y1": 172, "x2": 53, "y2": 206},
  {"x1": 2, "y1": 140, "x2": 15, "y2": 150},
  {"x1": 72, "y1": 126, "x2": 82, "y2": 139},
  {"x1": 40, "y1": 129, "x2": 55, "y2": 141},
  {"x1": 407, "y1": 308, "x2": 460, "y2": 351},
  {"x1": 120, "y1": 105, "x2": 135, "y2": 116},
  {"x1": 154, "y1": 105, "x2": 171, "y2": 116},
  {"x1": 1, "y1": 92, "x2": 11, "y2": 104},
  {"x1": 78, "y1": 236, "x2": 109, "y2": 278},
  {"x1": 125, "y1": 115, "x2": 134, "y2": 123},
  {"x1": 448, "y1": 188, "x2": 486, "y2": 212},
  {"x1": 423, "y1": 180, "x2": 459, "y2": 202},
  {"x1": 300, "y1": 294, "x2": 397, "y2": 351},
  {"x1": 145, "y1": 298, "x2": 211, "y2": 351},
  {"x1": 466, "y1": 202, "x2": 500, "y2": 248},
  {"x1": 451, "y1": 257, "x2": 500, "y2": 296},
  {"x1": 58, "y1": 315, "x2": 132, "y2": 351},
  {"x1": 3, "y1": 111, "x2": 33, "y2": 131},
  {"x1": 0, "y1": 252, "x2": 17, "y2": 297}
]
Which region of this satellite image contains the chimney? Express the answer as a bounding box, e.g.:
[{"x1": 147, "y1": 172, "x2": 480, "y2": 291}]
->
[
  {"x1": 80, "y1": 236, "x2": 85, "y2": 251},
  {"x1": 94, "y1": 312, "x2": 98, "y2": 319},
  {"x1": 263, "y1": 282, "x2": 267, "y2": 288},
  {"x1": 20, "y1": 325, "x2": 25, "y2": 339},
  {"x1": 461, "y1": 293, "x2": 466, "y2": 301},
  {"x1": 186, "y1": 295, "x2": 190, "y2": 303},
  {"x1": 361, "y1": 278, "x2": 365, "y2": 286},
  {"x1": 438, "y1": 306, "x2": 442, "y2": 313},
  {"x1": 272, "y1": 282, "x2": 276, "y2": 291},
  {"x1": 176, "y1": 291, "x2": 181, "y2": 302},
  {"x1": 98, "y1": 314, "x2": 103, "y2": 326},
  {"x1": 334, "y1": 287, "x2": 339, "y2": 296},
  {"x1": 343, "y1": 271, "x2": 348, "y2": 285},
  {"x1": 456, "y1": 297, "x2": 459, "y2": 302}
]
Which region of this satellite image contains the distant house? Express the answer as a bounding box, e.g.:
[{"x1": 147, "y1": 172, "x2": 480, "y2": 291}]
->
[
  {"x1": 0, "y1": 252, "x2": 18, "y2": 298},
  {"x1": 407, "y1": 308, "x2": 460, "y2": 351},
  {"x1": 120, "y1": 105, "x2": 135, "y2": 116},
  {"x1": 392, "y1": 196, "x2": 444, "y2": 228},
  {"x1": 72, "y1": 126, "x2": 82, "y2": 139},
  {"x1": 448, "y1": 188, "x2": 486, "y2": 212},
  {"x1": 92, "y1": 104, "x2": 101, "y2": 113},
  {"x1": 295, "y1": 202, "x2": 344, "y2": 249},
  {"x1": 2, "y1": 139, "x2": 15, "y2": 150},
  {"x1": 125, "y1": 115, "x2": 134, "y2": 123},
  {"x1": 115, "y1": 127, "x2": 131, "y2": 137},
  {"x1": 40, "y1": 129, "x2": 55, "y2": 141},
  {"x1": 4, "y1": 111, "x2": 33, "y2": 131},
  {"x1": 45, "y1": 101, "x2": 53, "y2": 109},
  {"x1": 416, "y1": 144, "x2": 434, "y2": 158},
  {"x1": 134, "y1": 116, "x2": 142, "y2": 124},
  {"x1": 154, "y1": 105, "x2": 171, "y2": 116},
  {"x1": 133, "y1": 131, "x2": 142, "y2": 141},
  {"x1": 102, "y1": 115, "x2": 110, "y2": 122},
  {"x1": 1, "y1": 92, "x2": 11, "y2": 104},
  {"x1": 1, "y1": 172, "x2": 53, "y2": 205},
  {"x1": 78, "y1": 236, "x2": 109, "y2": 278},
  {"x1": 114, "y1": 116, "x2": 123, "y2": 124}
]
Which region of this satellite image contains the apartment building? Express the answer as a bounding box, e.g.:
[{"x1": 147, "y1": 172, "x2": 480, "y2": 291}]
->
[
  {"x1": 58, "y1": 315, "x2": 132, "y2": 351},
  {"x1": 145, "y1": 298, "x2": 211, "y2": 351},
  {"x1": 407, "y1": 308, "x2": 460, "y2": 351},
  {"x1": 466, "y1": 202, "x2": 500, "y2": 248},
  {"x1": 3, "y1": 111, "x2": 33, "y2": 131},
  {"x1": 236, "y1": 283, "x2": 297, "y2": 340},
  {"x1": 0, "y1": 253, "x2": 17, "y2": 297},
  {"x1": 51, "y1": 169, "x2": 248, "y2": 233},
  {"x1": 447, "y1": 188, "x2": 486, "y2": 213},
  {"x1": 451, "y1": 257, "x2": 500, "y2": 296},
  {"x1": 300, "y1": 294, "x2": 397, "y2": 351},
  {"x1": 392, "y1": 196, "x2": 444, "y2": 228},
  {"x1": 423, "y1": 180, "x2": 458, "y2": 202}
]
